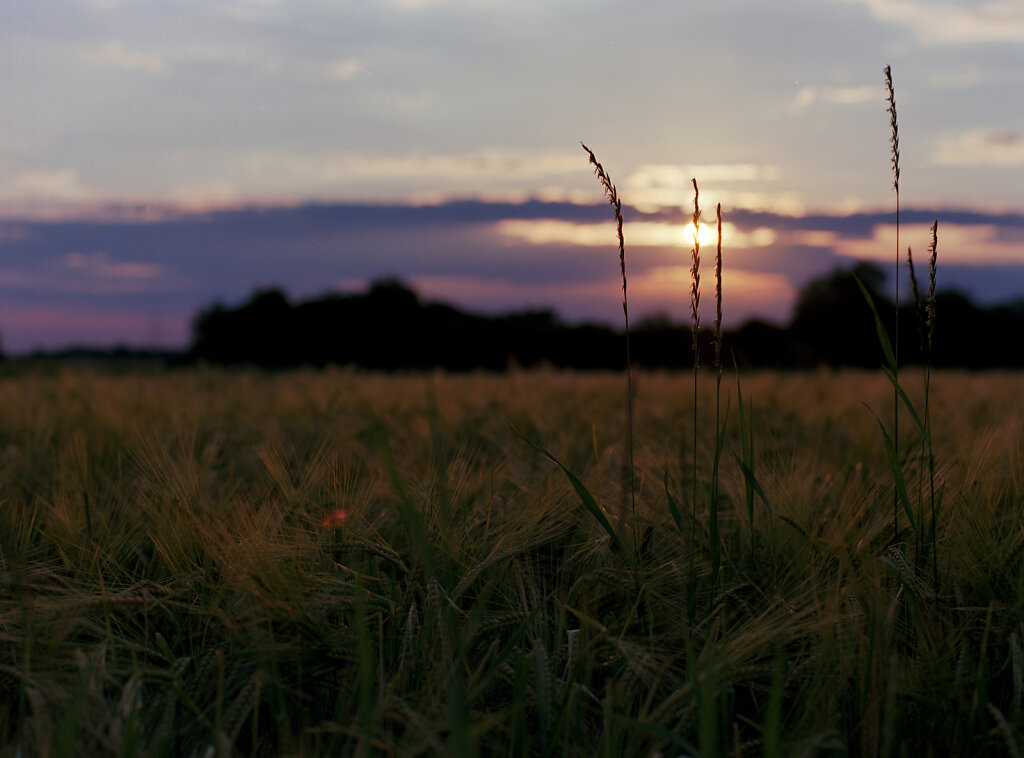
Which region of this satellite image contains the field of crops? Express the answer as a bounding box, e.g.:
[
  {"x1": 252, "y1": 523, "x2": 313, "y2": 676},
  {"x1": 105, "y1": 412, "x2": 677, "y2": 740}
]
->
[{"x1": 1, "y1": 366, "x2": 1023, "y2": 756}]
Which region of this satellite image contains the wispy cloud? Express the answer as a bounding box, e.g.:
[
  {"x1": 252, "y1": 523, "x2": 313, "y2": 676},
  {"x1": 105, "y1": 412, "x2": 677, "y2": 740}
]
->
[
  {"x1": 628, "y1": 164, "x2": 780, "y2": 185},
  {"x1": 339, "y1": 151, "x2": 584, "y2": 179},
  {"x1": 852, "y1": 0, "x2": 1024, "y2": 44},
  {"x1": 0, "y1": 253, "x2": 168, "y2": 296},
  {"x1": 63, "y1": 252, "x2": 165, "y2": 281},
  {"x1": 182, "y1": 148, "x2": 593, "y2": 204},
  {"x1": 208, "y1": 0, "x2": 287, "y2": 23},
  {"x1": 933, "y1": 130, "x2": 1024, "y2": 166},
  {"x1": 833, "y1": 222, "x2": 1024, "y2": 264},
  {"x1": 327, "y1": 58, "x2": 366, "y2": 81},
  {"x1": 84, "y1": 41, "x2": 167, "y2": 73},
  {"x1": 926, "y1": 70, "x2": 985, "y2": 89},
  {"x1": 622, "y1": 163, "x2": 797, "y2": 214},
  {"x1": 0, "y1": 170, "x2": 96, "y2": 217},
  {"x1": 788, "y1": 84, "x2": 878, "y2": 115}
]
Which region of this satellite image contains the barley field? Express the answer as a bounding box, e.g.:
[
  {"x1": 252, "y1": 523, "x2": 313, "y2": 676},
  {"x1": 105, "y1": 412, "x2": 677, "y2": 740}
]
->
[{"x1": 1, "y1": 366, "x2": 1023, "y2": 756}]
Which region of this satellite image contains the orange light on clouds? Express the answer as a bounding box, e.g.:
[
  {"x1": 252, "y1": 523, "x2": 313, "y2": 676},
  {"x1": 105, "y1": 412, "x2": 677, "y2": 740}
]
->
[
  {"x1": 406, "y1": 267, "x2": 795, "y2": 328},
  {"x1": 627, "y1": 265, "x2": 795, "y2": 320}
]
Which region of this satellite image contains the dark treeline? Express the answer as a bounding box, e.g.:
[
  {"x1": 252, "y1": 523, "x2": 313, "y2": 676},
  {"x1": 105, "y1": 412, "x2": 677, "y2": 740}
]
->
[{"x1": 188, "y1": 263, "x2": 1024, "y2": 370}]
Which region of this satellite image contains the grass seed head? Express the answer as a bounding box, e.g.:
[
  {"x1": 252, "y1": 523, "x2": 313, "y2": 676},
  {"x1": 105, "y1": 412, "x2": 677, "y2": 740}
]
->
[
  {"x1": 927, "y1": 220, "x2": 938, "y2": 342},
  {"x1": 884, "y1": 65, "x2": 900, "y2": 193},
  {"x1": 581, "y1": 142, "x2": 628, "y2": 319},
  {"x1": 690, "y1": 178, "x2": 702, "y2": 340},
  {"x1": 714, "y1": 202, "x2": 723, "y2": 371}
]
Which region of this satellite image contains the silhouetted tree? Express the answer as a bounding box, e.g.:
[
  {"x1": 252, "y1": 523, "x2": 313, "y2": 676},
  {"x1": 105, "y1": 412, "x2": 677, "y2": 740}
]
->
[
  {"x1": 789, "y1": 262, "x2": 890, "y2": 368},
  {"x1": 730, "y1": 319, "x2": 795, "y2": 369},
  {"x1": 192, "y1": 288, "x2": 294, "y2": 366},
  {"x1": 187, "y1": 271, "x2": 1024, "y2": 371}
]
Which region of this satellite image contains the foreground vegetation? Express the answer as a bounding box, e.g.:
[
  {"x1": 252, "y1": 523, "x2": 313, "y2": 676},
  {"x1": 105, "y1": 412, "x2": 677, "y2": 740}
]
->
[{"x1": 1, "y1": 367, "x2": 1023, "y2": 756}]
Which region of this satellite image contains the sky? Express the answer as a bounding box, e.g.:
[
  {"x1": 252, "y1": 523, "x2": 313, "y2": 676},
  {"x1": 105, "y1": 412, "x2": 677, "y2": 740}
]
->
[{"x1": 1, "y1": 0, "x2": 1022, "y2": 353}]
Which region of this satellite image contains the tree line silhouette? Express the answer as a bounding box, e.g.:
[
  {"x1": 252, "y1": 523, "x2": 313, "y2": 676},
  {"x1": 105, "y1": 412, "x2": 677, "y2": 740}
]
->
[{"x1": 188, "y1": 263, "x2": 1024, "y2": 370}]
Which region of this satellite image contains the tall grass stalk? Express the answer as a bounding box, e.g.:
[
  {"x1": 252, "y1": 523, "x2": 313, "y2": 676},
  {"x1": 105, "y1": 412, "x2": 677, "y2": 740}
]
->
[
  {"x1": 689, "y1": 180, "x2": 701, "y2": 524},
  {"x1": 710, "y1": 203, "x2": 724, "y2": 590},
  {"x1": 581, "y1": 142, "x2": 638, "y2": 563},
  {"x1": 908, "y1": 220, "x2": 939, "y2": 583},
  {"x1": 885, "y1": 64, "x2": 902, "y2": 545},
  {"x1": 688, "y1": 178, "x2": 701, "y2": 615},
  {"x1": 925, "y1": 221, "x2": 938, "y2": 582}
]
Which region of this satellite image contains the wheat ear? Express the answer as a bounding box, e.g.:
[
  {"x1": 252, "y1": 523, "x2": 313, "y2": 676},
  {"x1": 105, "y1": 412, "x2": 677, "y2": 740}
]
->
[
  {"x1": 689, "y1": 178, "x2": 701, "y2": 563},
  {"x1": 885, "y1": 64, "x2": 901, "y2": 546},
  {"x1": 580, "y1": 142, "x2": 637, "y2": 557}
]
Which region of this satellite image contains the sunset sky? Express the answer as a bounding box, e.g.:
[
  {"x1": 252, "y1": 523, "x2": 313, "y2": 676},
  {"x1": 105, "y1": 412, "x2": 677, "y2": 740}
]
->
[{"x1": 1, "y1": 0, "x2": 1022, "y2": 353}]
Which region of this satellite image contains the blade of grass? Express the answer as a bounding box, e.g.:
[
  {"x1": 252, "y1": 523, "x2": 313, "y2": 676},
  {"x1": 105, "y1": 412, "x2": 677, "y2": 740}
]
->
[
  {"x1": 866, "y1": 405, "x2": 918, "y2": 533},
  {"x1": 735, "y1": 367, "x2": 757, "y2": 556},
  {"x1": 664, "y1": 472, "x2": 686, "y2": 536},
  {"x1": 581, "y1": 142, "x2": 637, "y2": 564},
  {"x1": 854, "y1": 274, "x2": 896, "y2": 372},
  {"x1": 512, "y1": 425, "x2": 626, "y2": 556}
]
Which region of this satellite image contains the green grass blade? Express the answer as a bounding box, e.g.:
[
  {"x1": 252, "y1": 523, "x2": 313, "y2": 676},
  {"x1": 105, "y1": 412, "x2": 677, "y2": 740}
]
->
[
  {"x1": 866, "y1": 406, "x2": 918, "y2": 533},
  {"x1": 737, "y1": 380, "x2": 754, "y2": 519},
  {"x1": 854, "y1": 273, "x2": 896, "y2": 370},
  {"x1": 709, "y1": 409, "x2": 729, "y2": 587},
  {"x1": 734, "y1": 456, "x2": 773, "y2": 521},
  {"x1": 511, "y1": 425, "x2": 626, "y2": 554},
  {"x1": 763, "y1": 647, "x2": 785, "y2": 758},
  {"x1": 664, "y1": 471, "x2": 686, "y2": 536},
  {"x1": 883, "y1": 365, "x2": 926, "y2": 437}
]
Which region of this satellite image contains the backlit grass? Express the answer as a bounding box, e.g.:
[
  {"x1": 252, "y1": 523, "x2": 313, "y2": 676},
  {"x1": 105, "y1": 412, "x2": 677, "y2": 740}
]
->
[{"x1": 1, "y1": 367, "x2": 1023, "y2": 756}]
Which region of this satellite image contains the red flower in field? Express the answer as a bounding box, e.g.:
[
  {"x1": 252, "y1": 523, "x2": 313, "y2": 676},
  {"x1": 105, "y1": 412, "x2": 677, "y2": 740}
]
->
[{"x1": 321, "y1": 509, "x2": 349, "y2": 527}]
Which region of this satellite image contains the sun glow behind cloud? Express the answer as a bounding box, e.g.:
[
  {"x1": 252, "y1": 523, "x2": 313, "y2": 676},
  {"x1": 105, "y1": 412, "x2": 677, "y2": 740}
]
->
[
  {"x1": 408, "y1": 267, "x2": 795, "y2": 327},
  {"x1": 629, "y1": 266, "x2": 795, "y2": 322},
  {"x1": 496, "y1": 219, "x2": 776, "y2": 249}
]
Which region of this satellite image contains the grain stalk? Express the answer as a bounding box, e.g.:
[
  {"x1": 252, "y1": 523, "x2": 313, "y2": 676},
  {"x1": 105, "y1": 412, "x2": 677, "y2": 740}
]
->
[
  {"x1": 709, "y1": 203, "x2": 724, "y2": 591},
  {"x1": 581, "y1": 142, "x2": 639, "y2": 573},
  {"x1": 885, "y1": 64, "x2": 902, "y2": 546},
  {"x1": 689, "y1": 178, "x2": 701, "y2": 523},
  {"x1": 908, "y1": 221, "x2": 939, "y2": 583},
  {"x1": 688, "y1": 178, "x2": 701, "y2": 619}
]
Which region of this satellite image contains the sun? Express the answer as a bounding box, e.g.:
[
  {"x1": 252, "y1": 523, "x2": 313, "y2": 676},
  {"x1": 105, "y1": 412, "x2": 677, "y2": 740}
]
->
[{"x1": 682, "y1": 221, "x2": 720, "y2": 248}]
